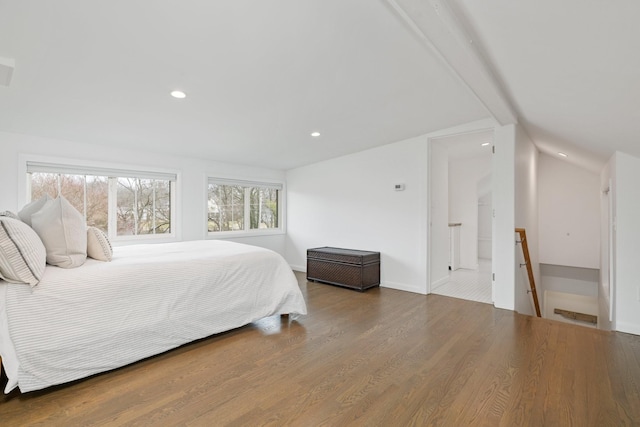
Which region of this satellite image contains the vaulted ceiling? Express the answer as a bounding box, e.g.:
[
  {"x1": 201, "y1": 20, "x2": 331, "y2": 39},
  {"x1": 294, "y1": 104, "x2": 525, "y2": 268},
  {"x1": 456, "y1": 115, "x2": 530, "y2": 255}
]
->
[
  {"x1": 0, "y1": 1, "x2": 638, "y2": 171},
  {"x1": 452, "y1": 0, "x2": 640, "y2": 173}
]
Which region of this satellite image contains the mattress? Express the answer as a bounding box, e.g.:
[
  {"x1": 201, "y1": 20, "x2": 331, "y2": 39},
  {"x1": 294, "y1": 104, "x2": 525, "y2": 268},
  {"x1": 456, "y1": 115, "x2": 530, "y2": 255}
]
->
[{"x1": 0, "y1": 240, "x2": 306, "y2": 393}]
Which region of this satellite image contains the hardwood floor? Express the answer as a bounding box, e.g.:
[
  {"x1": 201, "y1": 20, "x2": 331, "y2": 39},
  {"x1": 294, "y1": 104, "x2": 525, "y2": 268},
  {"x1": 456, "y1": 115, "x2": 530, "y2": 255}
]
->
[{"x1": 2, "y1": 271, "x2": 640, "y2": 426}]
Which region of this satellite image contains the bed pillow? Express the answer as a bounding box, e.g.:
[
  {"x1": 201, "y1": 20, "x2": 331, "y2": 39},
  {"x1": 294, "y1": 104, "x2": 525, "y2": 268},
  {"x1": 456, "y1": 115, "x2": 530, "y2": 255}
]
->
[
  {"x1": 0, "y1": 216, "x2": 47, "y2": 286},
  {"x1": 18, "y1": 195, "x2": 52, "y2": 227},
  {"x1": 87, "y1": 226, "x2": 113, "y2": 262},
  {"x1": 31, "y1": 196, "x2": 87, "y2": 268}
]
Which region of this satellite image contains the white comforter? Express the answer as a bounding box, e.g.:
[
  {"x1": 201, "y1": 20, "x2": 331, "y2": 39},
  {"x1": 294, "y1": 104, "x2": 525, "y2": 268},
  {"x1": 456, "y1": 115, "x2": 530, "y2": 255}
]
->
[{"x1": 0, "y1": 240, "x2": 307, "y2": 393}]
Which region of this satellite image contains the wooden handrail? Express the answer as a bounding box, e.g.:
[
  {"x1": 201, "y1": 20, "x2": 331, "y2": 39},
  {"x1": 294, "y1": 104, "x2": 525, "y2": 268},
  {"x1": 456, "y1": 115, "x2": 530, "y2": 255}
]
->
[{"x1": 515, "y1": 228, "x2": 541, "y2": 317}]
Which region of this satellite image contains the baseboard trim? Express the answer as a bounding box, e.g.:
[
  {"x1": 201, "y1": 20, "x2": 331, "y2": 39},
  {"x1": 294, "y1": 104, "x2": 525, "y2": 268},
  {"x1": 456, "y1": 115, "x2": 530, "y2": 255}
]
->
[
  {"x1": 290, "y1": 264, "x2": 306, "y2": 273},
  {"x1": 291, "y1": 266, "x2": 424, "y2": 295},
  {"x1": 616, "y1": 321, "x2": 640, "y2": 336},
  {"x1": 382, "y1": 281, "x2": 425, "y2": 295}
]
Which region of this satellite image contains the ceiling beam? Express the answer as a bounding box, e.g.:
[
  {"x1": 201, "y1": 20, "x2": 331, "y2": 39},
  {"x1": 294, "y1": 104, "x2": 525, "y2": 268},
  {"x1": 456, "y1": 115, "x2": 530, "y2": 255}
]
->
[{"x1": 385, "y1": 0, "x2": 517, "y2": 125}]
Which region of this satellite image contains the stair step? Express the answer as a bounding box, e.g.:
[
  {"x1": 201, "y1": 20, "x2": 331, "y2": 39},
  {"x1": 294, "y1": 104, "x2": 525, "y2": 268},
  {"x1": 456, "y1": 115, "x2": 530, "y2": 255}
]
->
[{"x1": 553, "y1": 308, "x2": 597, "y2": 324}]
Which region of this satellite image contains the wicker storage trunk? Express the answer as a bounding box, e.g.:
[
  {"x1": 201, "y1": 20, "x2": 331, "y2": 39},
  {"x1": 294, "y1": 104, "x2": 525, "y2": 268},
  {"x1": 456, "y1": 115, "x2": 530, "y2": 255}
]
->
[{"x1": 306, "y1": 247, "x2": 380, "y2": 291}]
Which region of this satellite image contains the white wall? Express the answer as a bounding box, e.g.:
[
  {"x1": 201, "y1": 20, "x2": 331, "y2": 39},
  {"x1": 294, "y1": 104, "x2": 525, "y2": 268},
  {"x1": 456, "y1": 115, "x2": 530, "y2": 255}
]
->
[
  {"x1": 0, "y1": 131, "x2": 287, "y2": 254},
  {"x1": 538, "y1": 152, "x2": 600, "y2": 268},
  {"x1": 599, "y1": 157, "x2": 614, "y2": 330},
  {"x1": 478, "y1": 192, "x2": 492, "y2": 259},
  {"x1": 612, "y1": 151, "x2": 640, "y2": 335},
  {"x1": 430, "y1": 141, "x2": 449, "y2": 286},
  {"x1": 285, "y1": 118, "x2": 522, "y2": 307},
  {"x1": 492, "y1": 124, "x2": 516, "y2": 310},
  {"x1": 285, "y1": 135, "x2": 428, "y2": 294},
  {"x1": 514, "y1": 126, "x2": 539, "y2": 316},
  {"x1": 448, "y1": 155, "x2": 491, "y2": 269},
  {"x1": 540, "y1": 264, "x2": 598, "y2": 298}
]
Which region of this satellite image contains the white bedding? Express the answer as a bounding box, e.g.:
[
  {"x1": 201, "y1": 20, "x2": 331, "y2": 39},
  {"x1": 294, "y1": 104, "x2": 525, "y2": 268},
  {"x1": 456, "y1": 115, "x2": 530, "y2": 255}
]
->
[{"x1": 0, "y1": 240, "x2": 306, "y2": 393}]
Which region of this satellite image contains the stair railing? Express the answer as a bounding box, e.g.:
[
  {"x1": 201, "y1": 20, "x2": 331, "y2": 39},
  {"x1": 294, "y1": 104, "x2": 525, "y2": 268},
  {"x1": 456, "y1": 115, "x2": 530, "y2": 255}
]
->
[{"x1": 515, "y1": 228, "x2": 541, "y2": 317}]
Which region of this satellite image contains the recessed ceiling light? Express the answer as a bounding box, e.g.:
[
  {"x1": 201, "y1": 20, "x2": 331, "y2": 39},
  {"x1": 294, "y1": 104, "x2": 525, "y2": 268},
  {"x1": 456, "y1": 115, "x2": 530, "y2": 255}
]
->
[
  {"x1": 170, "y1": 90, "x2": 186, "y2": 99},
  {"x1": 481, "y1": 142, "x2": 490, "y2": 146},
  {"x1": 310, "y1": 131, "x2": 321, "y2": 137},
  {"x1": 558, "y1": 152, "x2": 568, "y2": 158}
]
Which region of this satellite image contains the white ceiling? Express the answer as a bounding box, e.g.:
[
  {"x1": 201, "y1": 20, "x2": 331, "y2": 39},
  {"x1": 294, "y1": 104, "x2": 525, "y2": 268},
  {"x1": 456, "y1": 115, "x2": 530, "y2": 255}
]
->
[
  {"x1": 0, "y1": 1, "x2": 638, "y2": 172},
  {"x1": 0, "y1": 0, "x2": 488, "y2": 170},
  {"x1": 452, "y1": 0, "x2": 640, "y2": 172}
]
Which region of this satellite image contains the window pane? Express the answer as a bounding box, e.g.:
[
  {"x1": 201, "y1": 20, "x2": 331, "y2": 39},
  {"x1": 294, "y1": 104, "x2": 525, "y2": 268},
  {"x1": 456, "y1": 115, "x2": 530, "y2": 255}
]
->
[
  {"x1": 136, "y1": 178, "x2": 155, "y2": 235},
  {"x1": 86, "y1": 176, "x2": 109, "y2": 233},
  {"x1": 28, "y1": 165, "x2": 174, "y2": 240},
  {"x1": 207, "y1": 184, "x2": 245, "y2": 232},
  {"x1": 29, "y1": 173, "x2": 59, "y2": 200},
  {"x1": 207, "y1": 184, "x2": 221, "y2": 232},
  {"x1": 30, "y1": 173, "x2": 109, "y2": 234},
  {"x1": 250, "y1": 188, "x2": 279, "y2": 229},
  {"x1": 116, "y1": 178, "x2": 137, "y2": 236},
  {"x1": 59, "y1": 174, "x2": 86, "y2": 216},
  {"x1": 117, "y1": 178, "x2": 172, "y2": 236},
  {"x1": 154, "y1": 180, "x2": 172, "y2": 234}
]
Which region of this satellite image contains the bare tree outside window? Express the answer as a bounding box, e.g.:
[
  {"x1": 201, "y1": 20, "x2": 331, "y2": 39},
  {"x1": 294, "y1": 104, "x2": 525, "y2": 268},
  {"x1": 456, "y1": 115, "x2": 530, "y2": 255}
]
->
[
  {"x1": 86, "y1": 176, "x2": 109, "y2": 231},
  {"x1": 117, "y1": 178, "x2": 171, "y2": 235},
  {"x1": 208, "y1": 184, "x2": 245, "y2": 232},
  {"x1": 208, "y1": 182, "x2": 279, "y2": 233},
  {"x1": 28, "y1": 172, "x2": 172, "y2": 238},
  {"x1": 58, "y1": 174, "x2": 86, "y2": 215},
  {"x1": 249, "y1": 187, "x2": 278, "y2": 229},
  {"x1": 31, "y1": 173, "x2": 60, "y2": 201}
]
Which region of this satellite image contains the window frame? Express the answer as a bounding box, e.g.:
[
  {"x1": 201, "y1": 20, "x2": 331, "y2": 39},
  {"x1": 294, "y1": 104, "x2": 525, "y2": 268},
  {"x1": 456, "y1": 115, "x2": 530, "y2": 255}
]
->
[
  {"x1": 206, "y1": 176, "x2": 286, "y2": 239},
  {"x1": 19, "y1": 154, "x2": 181, "y2": 243}
]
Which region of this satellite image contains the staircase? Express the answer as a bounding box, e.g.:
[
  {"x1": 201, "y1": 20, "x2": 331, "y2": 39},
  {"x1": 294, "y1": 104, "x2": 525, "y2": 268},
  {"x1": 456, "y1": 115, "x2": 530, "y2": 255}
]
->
[{"x1": 516, "y1": 228, "x2": 599, "y2": 328}]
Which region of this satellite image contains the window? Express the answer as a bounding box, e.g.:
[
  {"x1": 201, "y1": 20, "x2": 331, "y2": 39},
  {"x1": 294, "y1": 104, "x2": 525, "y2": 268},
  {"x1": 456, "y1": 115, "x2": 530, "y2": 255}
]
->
[
  {"x1": 208, "y1": 178, "x2": 282, "y2": 234},
  {"x1": 26, "y1": 162, "x2": 176, "y2": 240}
]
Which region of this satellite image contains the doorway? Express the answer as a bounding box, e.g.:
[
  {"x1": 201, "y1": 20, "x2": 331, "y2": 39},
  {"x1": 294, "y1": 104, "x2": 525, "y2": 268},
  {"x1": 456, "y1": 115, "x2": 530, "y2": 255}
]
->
[{"x1": 428, "y1": 129, "x2": 494, "y2": 304}]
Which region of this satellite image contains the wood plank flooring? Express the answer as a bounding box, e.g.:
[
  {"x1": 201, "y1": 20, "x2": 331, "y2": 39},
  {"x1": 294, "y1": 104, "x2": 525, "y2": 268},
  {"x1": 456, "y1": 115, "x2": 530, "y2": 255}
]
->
[{"x1": 1, "y1": 272, "x2": 640, "y2": 426}]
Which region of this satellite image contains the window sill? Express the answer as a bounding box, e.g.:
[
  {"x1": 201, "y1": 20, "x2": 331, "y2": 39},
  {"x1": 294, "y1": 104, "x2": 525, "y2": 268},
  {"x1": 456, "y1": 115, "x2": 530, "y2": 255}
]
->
[
  {"x1": 111, "y1": 234, "x2": 178, "y2": 246},
  {"x1": 207, "y1": 229, "x2": 285, "y2": 239}
]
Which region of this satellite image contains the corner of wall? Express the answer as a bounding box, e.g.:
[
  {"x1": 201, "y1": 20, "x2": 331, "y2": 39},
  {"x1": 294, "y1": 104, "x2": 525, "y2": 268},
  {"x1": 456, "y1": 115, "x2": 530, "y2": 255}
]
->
[{"x1": 492, "y1": 124, "x2": 516, "y2": 311}]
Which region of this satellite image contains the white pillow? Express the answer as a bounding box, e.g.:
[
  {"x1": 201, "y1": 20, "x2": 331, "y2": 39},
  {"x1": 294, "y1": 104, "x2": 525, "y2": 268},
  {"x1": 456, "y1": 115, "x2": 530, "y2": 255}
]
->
[
  {"x1": 31, "y1": 196, "x2": 87, "y2": 268},
  {"x1": 0, "y1": 216, "x2": 47, "y2": 286},
  {"x1": 18, "y1": 195, "x2": 52, "y2": 227},
  {"x1": 87, "y1": 226, "x2": 113, "y2": 262}
]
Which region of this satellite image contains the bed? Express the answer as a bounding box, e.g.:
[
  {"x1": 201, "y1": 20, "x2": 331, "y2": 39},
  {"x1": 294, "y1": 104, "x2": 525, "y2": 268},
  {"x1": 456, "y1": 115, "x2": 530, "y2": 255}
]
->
[{"x1": 0, "y1": 239, "x2": 307, "y2": 393}]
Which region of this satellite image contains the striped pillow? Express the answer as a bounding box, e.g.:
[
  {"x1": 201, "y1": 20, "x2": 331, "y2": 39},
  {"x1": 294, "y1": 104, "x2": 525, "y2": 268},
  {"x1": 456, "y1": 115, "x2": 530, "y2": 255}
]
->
[
  {"x1": 0, "y1": 211, "x2": 21, "y2": 221},
  {"x1": 87, "y1": 227, "x2": 113, "y2": 262},
  {"x1": 0, "y1": 217, "x2": 47, "y2": 286}
]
